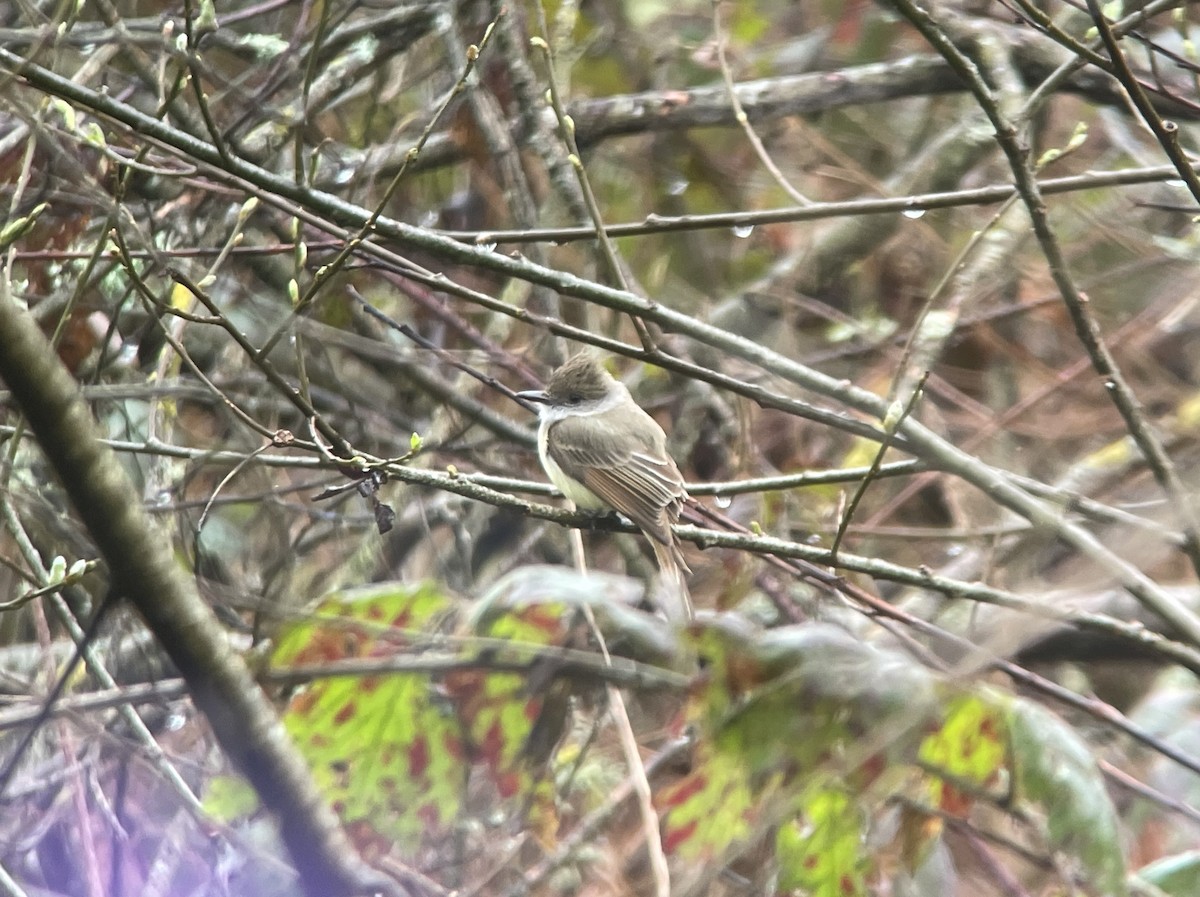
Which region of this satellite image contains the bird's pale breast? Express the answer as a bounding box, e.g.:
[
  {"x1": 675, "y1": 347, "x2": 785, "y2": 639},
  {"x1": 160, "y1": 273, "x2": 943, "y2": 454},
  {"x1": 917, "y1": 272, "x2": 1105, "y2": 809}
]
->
[{"x1": 537, "y1": 419, "x2": 608, "y2": 509}]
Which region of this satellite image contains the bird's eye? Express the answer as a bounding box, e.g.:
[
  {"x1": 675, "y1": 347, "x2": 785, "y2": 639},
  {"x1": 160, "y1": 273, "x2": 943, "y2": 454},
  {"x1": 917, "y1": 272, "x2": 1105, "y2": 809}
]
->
[{"x1": 568, "y1": 393, "x2": 582, "y2": 404}]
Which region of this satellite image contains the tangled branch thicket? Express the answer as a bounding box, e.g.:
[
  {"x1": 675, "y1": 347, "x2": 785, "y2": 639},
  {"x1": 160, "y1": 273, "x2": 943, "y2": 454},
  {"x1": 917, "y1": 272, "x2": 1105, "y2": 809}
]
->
[{"x1": 3, "y1": 1, "x2": 1200, "y2": 895}]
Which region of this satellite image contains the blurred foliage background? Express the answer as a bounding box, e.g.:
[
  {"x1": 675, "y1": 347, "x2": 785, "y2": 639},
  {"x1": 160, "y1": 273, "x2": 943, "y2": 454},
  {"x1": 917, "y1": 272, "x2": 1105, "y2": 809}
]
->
[{"x1": 4, "y1": 0, "x2": 1200, "y2": 894}]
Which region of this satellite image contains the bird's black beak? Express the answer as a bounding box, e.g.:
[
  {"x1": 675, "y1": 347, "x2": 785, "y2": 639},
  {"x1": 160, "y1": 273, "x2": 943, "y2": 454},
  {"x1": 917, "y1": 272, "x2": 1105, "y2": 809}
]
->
[{"x1": 516, "y1": 389, "x2": 550, "y2": 405}]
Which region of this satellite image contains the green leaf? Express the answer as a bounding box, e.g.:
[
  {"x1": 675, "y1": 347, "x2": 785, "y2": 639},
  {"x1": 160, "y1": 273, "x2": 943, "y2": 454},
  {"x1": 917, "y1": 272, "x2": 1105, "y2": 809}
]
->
[
  {"x1": 194, "y1": 0, "x2": 219, "y2": 33},
  {"x1": 80, "y1": 122, "x2": 106, "y2": 148},
  {"x1": 1009, "y1": 700, "x2": 1127, "y2": 895},
  {"x1": 1137, "y1": 850, "x2": 1200, "y2": 896},
  {"x1": 47, "y1": 555, "x2": 66, "y2": 582},
  {"x1": 0, "y1": 203, "x2": 46, "y2": 250},
  {"x1": 203, "y1": 774, "x2": 260, "y2": 820},
  {"x1": 49, "y1": 98, "x2": 75, "y2": 132},
  {"x1": 730, "y1": 7, "x2": 770, "y2": 44},
  {"x1": 232, "y1": 32, "x2": 289, "y2": 60}
]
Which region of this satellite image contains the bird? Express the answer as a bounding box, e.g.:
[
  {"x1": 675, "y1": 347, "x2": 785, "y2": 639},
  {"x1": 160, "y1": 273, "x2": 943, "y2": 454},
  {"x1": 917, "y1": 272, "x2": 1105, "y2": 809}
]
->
[{"x1": 518, "y1": 353, "x2": 692, "y2": 619}]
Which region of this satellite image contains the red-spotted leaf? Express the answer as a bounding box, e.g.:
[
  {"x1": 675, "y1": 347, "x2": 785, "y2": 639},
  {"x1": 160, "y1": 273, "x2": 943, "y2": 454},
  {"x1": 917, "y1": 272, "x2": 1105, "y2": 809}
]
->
[
  {"x1": 776, "y1": 785, "x2": 868, "y2": 897},
  {"x1": 272, "y1": 581, "x2": 463, "y2": 850},
  {"x1": 686, "y1": 619, "x2": 936, "y2": 778},
  {"x1": 447, "y1": 591, "x2": 575, "y2": 805},
  {"x1": 918, "y1": 692, "x2": 1007, "y2": 817},
  {"x1": 658, "y1": 741, "x2": 769, "y2": 861},
  {"x1": 661, "y1": 620, "x2": 933, "y2": 875}
]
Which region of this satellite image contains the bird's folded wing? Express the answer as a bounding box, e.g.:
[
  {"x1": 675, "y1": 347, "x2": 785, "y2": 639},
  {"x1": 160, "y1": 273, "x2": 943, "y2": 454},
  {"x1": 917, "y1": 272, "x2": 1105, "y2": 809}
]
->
[{"x1": 547, "y1": 418, "x2": 685, "y2": 545}]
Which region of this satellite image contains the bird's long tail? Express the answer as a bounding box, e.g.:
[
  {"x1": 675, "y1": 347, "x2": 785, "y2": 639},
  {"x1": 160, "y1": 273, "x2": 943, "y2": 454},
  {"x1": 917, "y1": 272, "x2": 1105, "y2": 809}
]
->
[{"x1": 651, "y1": 539, "x2": 692, "y2": 623}]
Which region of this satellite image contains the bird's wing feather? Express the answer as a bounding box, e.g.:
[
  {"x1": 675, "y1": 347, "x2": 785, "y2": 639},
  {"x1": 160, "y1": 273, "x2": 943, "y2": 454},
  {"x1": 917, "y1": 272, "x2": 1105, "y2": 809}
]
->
[{"x1": 546, "y1": 413, "x2": 686, "y2": 545}]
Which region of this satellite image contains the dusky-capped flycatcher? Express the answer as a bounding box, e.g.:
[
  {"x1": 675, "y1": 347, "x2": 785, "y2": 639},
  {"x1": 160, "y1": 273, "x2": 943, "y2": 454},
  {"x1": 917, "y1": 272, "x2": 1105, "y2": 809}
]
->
[{"x1": 518, "y1": 354, "x2": 692, "y2": 619}]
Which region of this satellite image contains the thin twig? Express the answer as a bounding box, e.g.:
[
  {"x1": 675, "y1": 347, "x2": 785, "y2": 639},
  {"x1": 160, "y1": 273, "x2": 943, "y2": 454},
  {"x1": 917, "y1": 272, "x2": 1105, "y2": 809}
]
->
[
  {"x1": 529, "y1": 8, "x2": 655, "y2": 351},
  {"x1": 568, "y1": 524, "x2": 672, "y2": 897},
  {"x1": 830, "y1": 372, "x2": 928, "y2": 565},
  {"x1": 710, "y1": 0, "x2": 812, "y2": 207}
]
